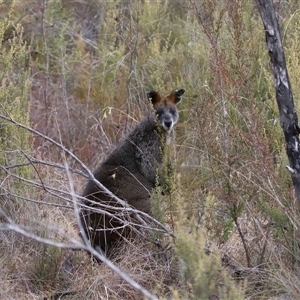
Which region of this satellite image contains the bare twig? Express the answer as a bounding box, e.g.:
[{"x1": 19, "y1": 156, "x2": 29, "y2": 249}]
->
[
  {"x1": 0, "y1": 110, "x2": 174, "y2": 237},
  {"x1": 0, "y1": 220, "x2": 158, "y2": 300},
  {"x1": 0, "y1": 107, "x2": 175, "y2": 299},
  {"x1": 5, "y1": 158, "x2": 88, "y2": 178}
]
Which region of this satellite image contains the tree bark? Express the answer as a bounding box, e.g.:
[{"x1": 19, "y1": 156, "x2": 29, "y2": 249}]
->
[{"x1": 256, "y1": 0, "x2": 300, "y2": 202}]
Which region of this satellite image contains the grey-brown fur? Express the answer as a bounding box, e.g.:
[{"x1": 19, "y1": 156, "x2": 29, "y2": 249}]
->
[{"x1": 79, "y1": 88, "x2": 185, "y2": 255}]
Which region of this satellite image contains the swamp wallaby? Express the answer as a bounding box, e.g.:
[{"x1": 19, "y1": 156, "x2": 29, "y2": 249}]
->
[{"x1": 79, "y1": 88, "x2": 185, "y2": 255}]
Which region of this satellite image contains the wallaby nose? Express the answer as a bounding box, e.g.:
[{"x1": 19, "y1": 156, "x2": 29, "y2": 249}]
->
[{"x1": 164, "y1": 120, "x2": 172, "y2": 129}]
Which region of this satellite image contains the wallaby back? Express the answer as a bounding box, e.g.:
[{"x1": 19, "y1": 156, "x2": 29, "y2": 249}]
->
[{"x1": 79, "y1": 88, "x2": 185, "y2": 255}]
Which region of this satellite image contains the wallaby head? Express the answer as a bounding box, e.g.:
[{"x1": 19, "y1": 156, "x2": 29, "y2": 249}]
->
[{"x1": 147, "y1": 88, "x2": 185, "y2": 132}]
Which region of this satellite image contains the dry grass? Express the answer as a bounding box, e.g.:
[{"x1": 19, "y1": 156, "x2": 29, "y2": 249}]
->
[
  {"x1": 2, "y1": 0, "x2": 300, "y2": 299},
  {"x1": 1, "y1": 227, "x2": 178, "y2": 299}
]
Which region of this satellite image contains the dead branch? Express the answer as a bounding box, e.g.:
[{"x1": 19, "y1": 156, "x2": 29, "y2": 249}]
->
[
  {"x1": 0, "y1": 110, "x2": 175, "y2": 237},
  {"x1": 0, "y1": 216, "x2": 158, "y2": 300},
  {"x1": 256, "y1": 0, "x2": 300, "y2": 202}
]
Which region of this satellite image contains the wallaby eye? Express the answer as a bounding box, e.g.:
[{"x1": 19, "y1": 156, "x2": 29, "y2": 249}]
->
[
  {"x1": 170, "y1": 108, "x2": 177, "y2": 115},
  {"x1": 156, "y1": 109, "x2": 163, "y2": 117}
]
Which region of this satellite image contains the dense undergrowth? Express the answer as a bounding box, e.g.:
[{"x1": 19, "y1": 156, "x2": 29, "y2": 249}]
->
[{"x1": 1, "y1": 0, "x2": 300, "y2": 299}]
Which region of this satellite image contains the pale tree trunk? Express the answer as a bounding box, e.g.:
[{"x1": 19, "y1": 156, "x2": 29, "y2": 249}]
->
[{"x1": 256, "y1": 0, "x2": 300, "y2": 202}]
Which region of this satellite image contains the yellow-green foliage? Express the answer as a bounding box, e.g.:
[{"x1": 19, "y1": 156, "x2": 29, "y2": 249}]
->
[
  {"x1": 29, "y1": 243, "x2": 63, "y2": 292},
  {"x1": 3, "y1": 0, "x2": 300, "y2": 299},
  {"x1": 284, "y1": 9, "x2": 300, "y2": 114},
  {"x1": 0, "y1": 13, "x2": 30, "y2": 176},
  {"x1": 174, "y1": 193, "x2": 243, "y2": 300}
]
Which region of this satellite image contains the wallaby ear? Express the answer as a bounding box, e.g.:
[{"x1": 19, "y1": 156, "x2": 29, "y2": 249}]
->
[
  {"x1": 169, "y1": 88, "x2": 185, "y2": 104},
  {"x1": 147, "y1": 90, "x2": 161, "y2": 106},
  {"x1": 174, "y1": 89, "x2": 185, "y2": 104}
]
